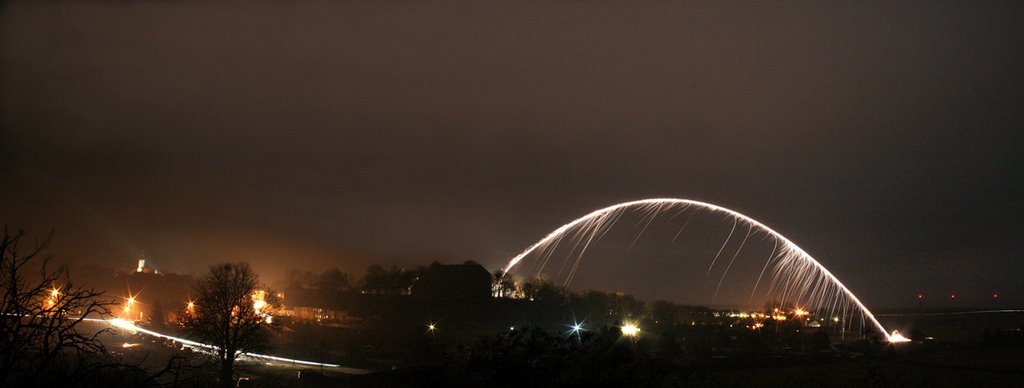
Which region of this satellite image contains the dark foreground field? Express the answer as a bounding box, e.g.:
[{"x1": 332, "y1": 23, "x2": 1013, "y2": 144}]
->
[{"x1": 90, "y1": 309, "x2": 1024, "y2": 387}]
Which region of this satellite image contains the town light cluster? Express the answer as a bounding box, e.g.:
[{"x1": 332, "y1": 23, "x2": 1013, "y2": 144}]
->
[{"x1": 252, "y1": 290, "x2": 273, "y2": 324}]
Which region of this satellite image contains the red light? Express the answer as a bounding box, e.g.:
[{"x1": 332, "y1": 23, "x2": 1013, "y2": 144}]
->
[
  {"x1": 993, "y1": 294, "x2": 999, "y2": 299},
  {"x1": 917, "y1": 293, "x2": 923, "y2": 299},
  {"x1": 950, "y1": 294, "x2": 956, "y2": 299}
]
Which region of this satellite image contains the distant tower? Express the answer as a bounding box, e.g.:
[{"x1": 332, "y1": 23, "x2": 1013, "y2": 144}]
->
[{"x1": 137, "y1": 259, "x2": 146, "y2": 273}]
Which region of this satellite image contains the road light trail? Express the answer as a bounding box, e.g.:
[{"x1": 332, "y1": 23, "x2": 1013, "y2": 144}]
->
[{"x1": 80, "y1": 317, "x2": 369, "y2": 372}]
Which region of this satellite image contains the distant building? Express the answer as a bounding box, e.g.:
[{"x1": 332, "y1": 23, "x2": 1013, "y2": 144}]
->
[
  {"x1": 114, "y1": 260, "x2": 192, "y2": 325},
  {"x1": 411, "y1": 261, "x2": 492, "y2": 300},
  {"x1": 136, "y1": 258, "x2": 158, "y2": 274}
]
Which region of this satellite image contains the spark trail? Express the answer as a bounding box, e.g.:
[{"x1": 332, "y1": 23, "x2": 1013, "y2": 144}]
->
[{"x1": 501, "y1": 198, "x2": 902, "y2": 342}]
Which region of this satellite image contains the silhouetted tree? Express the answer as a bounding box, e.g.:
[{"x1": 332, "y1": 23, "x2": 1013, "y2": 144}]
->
[
  {"x1": 520, "y1": 277, "x2": 568, "y2": 302},
  {"x1": 360, "y1": 264, "x2": 419, "y2": 295},
  {"x1": 183, "y1": 262, "x2": 278, "y2": 388},
  {"x1": 0, "y1": 228, "x2": 193, "y2": 386},
  {"x1": 316, "y1": 268, "x2": 352, "y2": 293},
  {"x1": 0, "y1": 227, "x2": 116, "y2": 386},
  {"x1": 283, "y1": 268, "x2": 315, "y2": 289}
]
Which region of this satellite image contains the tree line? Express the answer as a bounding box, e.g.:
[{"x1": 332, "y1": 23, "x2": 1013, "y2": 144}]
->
[
  {"x1": 283, "y1": 260, "x2": 484, "y2": 295},
  {"x1": 284, "y1": 264, "x2": 715, "y2": 329}
]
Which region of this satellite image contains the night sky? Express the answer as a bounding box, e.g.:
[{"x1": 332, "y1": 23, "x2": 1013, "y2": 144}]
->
[{"x1": 2, "y1": 2, "x2": 1022, "y2": 308}]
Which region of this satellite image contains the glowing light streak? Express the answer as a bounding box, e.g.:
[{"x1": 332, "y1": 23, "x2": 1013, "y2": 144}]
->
[
  {"x1": 888, "y1": 330, "x2": 911, "y2": 343},
  {"x1": 875, "y1": 309, "x2": 1024, "y2": 317},
  {"x1": 707, "y1": 218, "x2": 738, "y2": 275},
  {"x1": 750, "y1": 239, "x2": 779, "y2": 298},
  {"x1": 714, "y1": 224, "x2": 752, "y2": 301},
  {"x1": 105, "y1": 318, "x2": 344, "y2": 368},
  {"x1": 501, "y1": 198, "x2": 893, "y2": 341},
  {"x1": 16, "y1": 315, "x2": 349, "y2": 370}
]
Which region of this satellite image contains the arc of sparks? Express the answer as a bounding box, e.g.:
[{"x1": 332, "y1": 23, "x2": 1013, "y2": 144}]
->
[{"x1": 501, "y1": 198, "x2": 896, "y2": 341}]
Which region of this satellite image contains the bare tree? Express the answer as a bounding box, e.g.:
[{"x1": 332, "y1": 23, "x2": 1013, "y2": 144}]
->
[
  {"x1": 0, "y1": 227, "x2": 116, "y2": 386},
  {"x1": 183, "y1": 262, "x2": 278, "y2": 387},
  {"x1": 316, "y1": 268, "x2": 352, "y2": 293}
]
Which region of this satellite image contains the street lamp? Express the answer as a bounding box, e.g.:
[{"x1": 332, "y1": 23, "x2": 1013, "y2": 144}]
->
[{"x1": 621, "y1": 322, "x2": 640, "y2": 337}]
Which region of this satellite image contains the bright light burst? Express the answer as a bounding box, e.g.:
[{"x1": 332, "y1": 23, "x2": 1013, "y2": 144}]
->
[
  {"x1": 252, "y1": 290, "x2": 267, "y2": 314},
  {"x1": 888, "y1": 330, "x2": 911, "y2": 343},
  {"x1": 621, "y1": 322, "x2": 640, "y2": 337},
  {"x1": 501, "y1": 198, "x2": 894, "y2": 341}
]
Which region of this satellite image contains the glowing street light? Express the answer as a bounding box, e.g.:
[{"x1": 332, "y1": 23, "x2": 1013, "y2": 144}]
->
[
  {"x1": 621, "y1": 322, "x2": 640, "y2": 337},
  {"x1": 253, "y1": 299, "x2": 267, "y2": 313},
  {"x1": 564, "y1": 320, "x2": 586, "y2": 342}
]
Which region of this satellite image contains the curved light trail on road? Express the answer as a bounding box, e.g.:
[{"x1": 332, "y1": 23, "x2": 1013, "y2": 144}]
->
[{"x1": 82, "y1": 317, "x2": 368, "y2": 372}]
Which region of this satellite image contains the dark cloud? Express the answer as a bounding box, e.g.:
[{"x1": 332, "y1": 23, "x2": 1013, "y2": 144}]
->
[{"x1": 2, "y1": 1, "x2": 1022, "y2": 307}]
